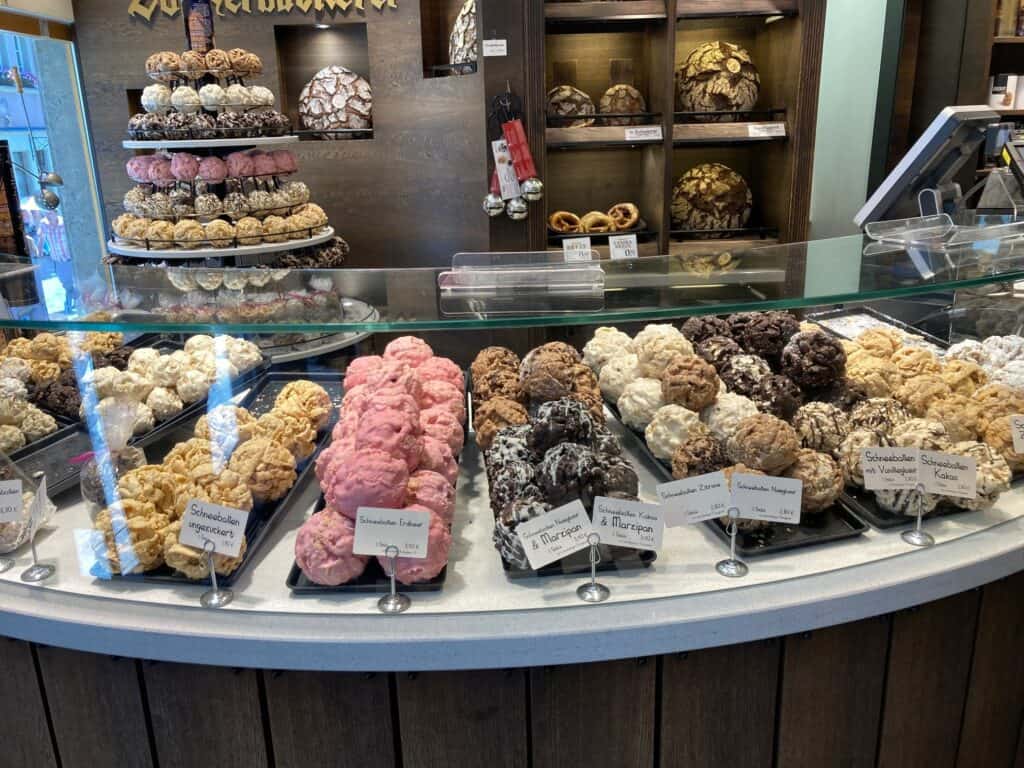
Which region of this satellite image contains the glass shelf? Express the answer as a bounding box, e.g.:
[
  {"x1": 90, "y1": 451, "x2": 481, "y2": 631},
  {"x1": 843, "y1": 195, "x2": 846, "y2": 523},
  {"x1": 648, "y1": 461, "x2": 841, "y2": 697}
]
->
[{"x1": 4, "y1": 233, "x2": 1024, "y2": 333}]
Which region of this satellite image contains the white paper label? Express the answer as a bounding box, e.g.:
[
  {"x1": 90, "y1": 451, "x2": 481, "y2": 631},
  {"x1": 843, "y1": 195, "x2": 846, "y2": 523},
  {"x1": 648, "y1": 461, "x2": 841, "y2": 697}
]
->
[
  {"x1": 1011, "y1": 415, "x2": 1024, "y2": 453},
  {"x1": 353, "y1": 507, "x2": 430, "y2": 559},
  {"x1": 491, "y1": 138, "x2": 522, "y2": 201},
  {"x1": 179, "y1": 498, "x2": 250, "y2": 558},
  {"x1": 0, "y1": 479, "x2": 22, "y2": 523},
  {"x1": 919, "y1": 450, "x2": 977, "y2": 499},
  {"x1": 730, "y1": 473, "x2": 802, "y2": 524},
  {"x1": 861, "y1": 447, "x2": 920, "y2": 491},
  {"x1": 592, "y1": 496, "x2": 663, "y2": 551},
  {"x1": 608, "y1": 233, "x2": 638, "y2": 260},
  {"x1": 563, "y1": 236, "x2": 592, "y2": 262},
  {"x1": 624, "y1": 125, "x2": 663, "y2": 142},
  {"x1": 747, "y1": 122, "x2": 786, "y2": 138},
  {"x1": 515, "y1": 500, "x2": 595, "y2": 570},
  {"x1": 656, "y1": 471, "x2": 730, "y2": 526},
  {"x1": 482, "y1": 39, "x2": 508, "y2": 57},
  {"x1": 28, "y1": 476, "x2": 47, "y2": 534}
]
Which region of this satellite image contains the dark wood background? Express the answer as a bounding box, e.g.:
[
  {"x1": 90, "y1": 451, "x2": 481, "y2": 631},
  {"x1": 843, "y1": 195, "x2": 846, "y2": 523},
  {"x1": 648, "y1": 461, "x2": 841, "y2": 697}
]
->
[
  {"x1": 5, "y1": 573, "x2": 1024, "y2": 768},
  {"x1": 70, "y1": 0, "x2": 490, "y2": 267}
]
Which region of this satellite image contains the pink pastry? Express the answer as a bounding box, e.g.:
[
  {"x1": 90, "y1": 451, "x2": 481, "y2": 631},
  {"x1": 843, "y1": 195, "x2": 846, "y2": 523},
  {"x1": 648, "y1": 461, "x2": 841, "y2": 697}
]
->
[
  {"x1": 417, "y1": 356, "x2": 464, "y2": 393},
  {"x1": 364, "y1": 360, "x2": 423, "y2": 402},
  {"x1": 272, "y1": 150, "x2": 298, "y2": 174},
  {"x1": 170, "y1": 152, "x2": 200, "y2": 182},
  {"x1": 419, "y1": 380, "x2": 466, "y2": 424},
  {"x1": 379, "y1": 506, "x2": 451, "y2": 585},
  {"x1": 321, "y1": 448, "x2": 409, "y2": 518},
  {"x1": 406, "y1": 470, "x2": 455, "y2": 523},
  {"x1": 315, "y1": 440, "x2": 346, "y2": 483},
  {"x1": 225, "y1": 151, "x2": 254, "y2": 178},
  {"x1": 294, "y1": 507, "x2": 369, "y2": 586},
  {"x1": 340, "y1": 383, "x2": 369, "y2": 413},
  {"x1": 198, "y1": 156, "x2": 228, "y2": 184},
  {"x1": 147, "y1": 158, "x2": 174, "y2": 187},
  {"x1": 126, "y1": 156, "x2": 155, "y2": 183},
  {"x1": 252, "y1": 152, "x2": 277, "y2": 177},
  {"x1": 343, "y1": 356, "x2": 383, "y2": 390},
  {"x1": 330, "y1": 409, "x2": 360, "y2": 446},
  {"x1": 421, "y1": 406, "x2": 464, "y2": 454},
  {"x1": 419, "y1": 435, "x2": 458, "y2": 487},
  {"x1": 354, "y1": 391, "x2": 420, "y2": 424},
  {"x1": 355, "y1": 408, "x2": 422, "y2": 471},
  {"x1": 383, "y1": 336, "x2": 434, "y2": 368}
]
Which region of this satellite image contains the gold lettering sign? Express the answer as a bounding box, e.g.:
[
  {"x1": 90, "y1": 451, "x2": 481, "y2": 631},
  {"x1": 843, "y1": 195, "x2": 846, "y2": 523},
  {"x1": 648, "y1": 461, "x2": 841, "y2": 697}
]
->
[{"x1": 131, "y1": 0, "x2": 395, "y2": 17}]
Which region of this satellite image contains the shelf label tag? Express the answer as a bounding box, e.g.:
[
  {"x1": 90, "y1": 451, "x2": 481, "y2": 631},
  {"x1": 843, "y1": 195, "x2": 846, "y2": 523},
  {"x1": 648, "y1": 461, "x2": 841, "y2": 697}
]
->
[
  {"x1": 593, "y1": 496, "x2": 663, "y2": 551},
  {"x1": 491, "y1": 138, "x2": 522, "y2": 200},
  {"x1": 1011, "y1": 415, "x2": 1024, "y2": 452},
  {"x1": 563, "y1": 236, "x2": 592, "y2": 262},
  {"x1": 353, "y1": 507, "x2": 430, "y2": 559},
  {"x1": 861, "y1": 447, "x2": 920, "y2": 491},
  {"x1": 730, "y1": 473, "x2": 802, "y2": 524},
  {"x1": 747, "y1": 122, "x2": 786, "y2": 138},
  {"x1": 656, "y1": 471, "x2": 729, "y2": 526},
  {"x1": 482, "y1": 39, "x2": 508, "y2": 57},
  {"x1": 515, "y1": 499, "x2": 594, "y2": 570},
  {"x1": 624, "y1": 125, "x2": 662, "y2": 142},
  {"x1": 179, "y1": 498, "x2": 250, "y2": 558},
  {"x1": 919, "y1": 450, "x2": 976, "y2": 499},
  {"x1": 0, "y1": 479, "x2": 22, "y2": 524},
  {"x1": 608, "y1": 233, "x2": 638, "y2": 260}
]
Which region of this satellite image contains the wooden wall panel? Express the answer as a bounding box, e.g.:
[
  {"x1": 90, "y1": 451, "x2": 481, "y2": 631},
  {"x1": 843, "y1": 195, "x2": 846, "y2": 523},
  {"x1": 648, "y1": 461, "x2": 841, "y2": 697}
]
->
[
  {"x1": 775, "y1": 617, "x2": 890, "y2": 768},
  {"x1": 958, "y1": 573, "x2": 1024, "y2": 768},
  {"x1": 877, "y1": 591, "x2": 981, "y2": 768},
  {"x1": 0, "y1": 638, "x2": 58, "y2": 768},
  {"x1": 264, "y1": 670, "x2": 395, "y2": 768},
  {"x1": 143, "y1": 661, "x2": 269, "y2": 768},
  {"x1": 396, "y1": 669, "x2": 528, "y2": 768},
  {"x1": 660, "y1": 640, "x2": 781, "y2": 768},
  {"x1": 36, "y1": 646, "x2": 153, "y2": 768},
  {"x1": 531, "y1": 658, "x2": 656, "y2": 768}
]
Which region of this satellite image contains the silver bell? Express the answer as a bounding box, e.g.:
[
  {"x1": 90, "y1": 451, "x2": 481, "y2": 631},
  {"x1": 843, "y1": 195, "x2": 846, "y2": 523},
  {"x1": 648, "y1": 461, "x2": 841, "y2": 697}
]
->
[
  {"x1": 39, "y1": 189, "x2": 60, "y2": 210},
  {"x1": 521, "y1": 177, "x2": 544, "y2": 202},
  {"x1": 483, "y1": 193, "x2": 505, "y2": 217},
  {"x1": 506, "y1": 197, "x2": 528, "y2": 221},
  {"x1": 39, "y1": 171, "x2": 63, "y2": 187}
]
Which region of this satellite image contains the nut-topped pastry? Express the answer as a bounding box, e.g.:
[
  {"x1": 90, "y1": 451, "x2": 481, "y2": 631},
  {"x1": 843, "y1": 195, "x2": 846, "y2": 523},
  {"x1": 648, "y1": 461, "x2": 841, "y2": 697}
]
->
[{"x1": 726, "y1": 413, "x2": 800, "y2": 474}]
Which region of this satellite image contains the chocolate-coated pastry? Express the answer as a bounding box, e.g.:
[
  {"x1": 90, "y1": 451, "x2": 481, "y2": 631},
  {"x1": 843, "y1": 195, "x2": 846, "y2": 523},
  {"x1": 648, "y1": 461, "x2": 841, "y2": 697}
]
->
[
  {"x1": 471, "y1": 346, "x2": 519, "y2": 383},
  {"x1": 751, "y1": 373, "x2": 803, "y2": 420},
  {"x1": 537, "y1": 442, "x2": 599, "y2": 509},
  {"x1": 739, "y1": 311, "x2": 800, "y2": 363},
  {"x1": 681, "y1": 315, "x2": 731, "y2": 343},
  {"x1": 719, "y1": 353, "x2": 770, "y2": 397},
  {"x1": 191, "y1": 112, "x2": 218, "y2": 139},
  {"x1": 488, "y1": 460, "x2": 537, "y2": 513},
  {"x1": 473, "y1": 367, "x2": 524, "y2": 403},
  {"x1": 493, "y1": 497, "x2": 552, "y2": 570},
  {"x1": 780, "y1": 331, "x2": 846, "y2": 389},
  {"x1": 530, "y1": 397, "x2": 594, "y2": 453},
  {"x1": 570, "y1": 386, "x2": 607, "y2": 425},
  {"x1": 696, "y1": 334, "x2": 743, "y2": 372},
  {"x1": 589, "y1": 425, "x2": 621, "y2": 457},
  {"x1": 30, "y1": 378, "x2": 80, "y2": 420},
  {"x1": 485, "y1": 424, "x2": 536, "y2": 480},
  {"x1": 791, "y1": 402, "x2": 848, "y2": 455},
  {"x1": 807, "y1": 378, "x2": 864, "y2": 412},
  {"x1": 593, "y1": 453, "x2": 639, "y2": 499},
  {"x1": 849, "y1": 397, "x2": 910, "y2": 433},
  {"x1": 670, "y1": 422, "x2": 727, "y2": 479},
  {"x1": 521, "y1": 358, "x2": 575, "y2": 403},
  {"x1": 726, "y1": 312, "x2": 759, "y2": 340},
  {"x1": 661, "y1": 354, "x2": 720, "y2": 411}
]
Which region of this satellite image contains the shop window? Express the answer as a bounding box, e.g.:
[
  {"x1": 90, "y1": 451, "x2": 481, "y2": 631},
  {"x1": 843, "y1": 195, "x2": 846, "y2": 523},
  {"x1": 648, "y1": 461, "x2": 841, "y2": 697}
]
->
[{"x1": 421, "y1": 0, "x2": 479, "y2": 78}]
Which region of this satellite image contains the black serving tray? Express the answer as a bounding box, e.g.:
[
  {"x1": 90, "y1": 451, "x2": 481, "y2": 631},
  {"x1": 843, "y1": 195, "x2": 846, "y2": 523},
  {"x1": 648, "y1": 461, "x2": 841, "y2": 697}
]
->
[
  {"x1": 708, "y1": 500, "x2": 867, "y2": 557},
  {"x1": 501, "y1": 545, "x2": 656, "y2": 579},
  {"x1": 840, "y1": 486, "x2": 971, "y2": 530},
  {"x1": 807, "y1": 306, "x2": 950, "y2": 353},
  {"x1": 111, "y1": 371, "x2": 339, "y2": 586},
  {"x1": 13, "y1": 424, "x2": 92, "y2": 496},
  {"x1": 285, "y1": 496, "x2": 447, "y2": 593}
]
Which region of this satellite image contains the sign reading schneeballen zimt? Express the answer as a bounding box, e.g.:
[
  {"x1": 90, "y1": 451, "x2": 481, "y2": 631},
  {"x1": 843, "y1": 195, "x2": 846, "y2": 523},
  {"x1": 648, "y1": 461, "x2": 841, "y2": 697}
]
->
[{"x1": 129, "y1": 0, "x2": 397, "y2": 21}]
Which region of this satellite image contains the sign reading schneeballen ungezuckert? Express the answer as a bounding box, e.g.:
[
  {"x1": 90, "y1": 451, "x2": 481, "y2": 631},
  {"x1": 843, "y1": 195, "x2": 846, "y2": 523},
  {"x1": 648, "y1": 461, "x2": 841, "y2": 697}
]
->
[{"x1": 129, "y1": 0, "x2": 397, "y2": 21}]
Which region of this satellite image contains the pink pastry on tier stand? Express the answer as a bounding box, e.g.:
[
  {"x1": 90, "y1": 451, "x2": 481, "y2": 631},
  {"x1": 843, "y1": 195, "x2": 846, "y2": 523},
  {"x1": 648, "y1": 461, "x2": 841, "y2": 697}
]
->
[
  {"x1": 378, "y1": 505, "x2": 451, "y2": 585},
  {"x1": 198, "y1": 156, "x2": 227, "y2": 184},
  {"x1": 251, "y1": 152, "x2": 277, "y2": 177},
  {"x1": 170, "y1": 152, "x2": 200, "y2": 182},
  {"x1": 272, "y1": 150, "x2": 298, "y2": 174},
  {"x1": 294, "y1": 507, "x2": 369, "y2": 586},
  {"x1": 126, "y1": 155, "x2": 155, "y2": 183},
  {"x1": 225, "y1": 151, "x2": 254, "y2": 178}
]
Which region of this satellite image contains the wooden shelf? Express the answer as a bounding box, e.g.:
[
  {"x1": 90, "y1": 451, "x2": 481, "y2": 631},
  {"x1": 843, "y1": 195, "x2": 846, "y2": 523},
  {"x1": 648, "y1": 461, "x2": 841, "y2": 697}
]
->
[
  {"x1": 545, "y1": 1, "x2": 667, "y2": 22},
  {"x1": 994, "y1": 36, "x2": 1024, "y2": 44},
  {"x1": 672, "y1": 121, "x2": 787, "y2": 144},
  {"x1": 547, "y1": 124, "x2": 664, "y2": 148},
  {"x1": 995, "y1": 108, "x2": 1024, "y2": 116},
  {"x1": 676, "y1": 0, "x2": 798, "y2": 18}
]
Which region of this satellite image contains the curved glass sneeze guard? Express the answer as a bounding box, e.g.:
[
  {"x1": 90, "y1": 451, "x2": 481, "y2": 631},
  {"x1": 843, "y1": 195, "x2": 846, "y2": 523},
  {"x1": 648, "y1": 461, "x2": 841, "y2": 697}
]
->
[{"x1": 3, "y1": 233, "x2": 1024, "y2": 333}]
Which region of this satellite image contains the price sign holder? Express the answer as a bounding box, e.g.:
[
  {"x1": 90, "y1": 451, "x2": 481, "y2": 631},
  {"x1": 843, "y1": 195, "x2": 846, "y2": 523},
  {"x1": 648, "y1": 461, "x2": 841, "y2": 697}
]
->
[
  {"x1": 20, "y1": 474, "x2": 54, "y2": 584},
  {"x1": 199, "y1": 540, "x2": 234, "y2": 609},
  {"x1": 378, "y1": 545, "x2": 411, "y2": 614},
  {"x1": 576, "y1": 533, "x2": 610, "y2": 604},
  {"x1": 901, "y1": 484, "x2": 935, "y2": 548},
  {"x1": 715, "y1": 507, "x2": 749, "y2": 578}
]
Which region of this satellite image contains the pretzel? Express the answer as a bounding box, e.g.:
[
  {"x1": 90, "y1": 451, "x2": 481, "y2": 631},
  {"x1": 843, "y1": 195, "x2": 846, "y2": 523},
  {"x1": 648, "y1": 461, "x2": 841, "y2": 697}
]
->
[
  {"x1": 607, "y1": 202, "x2": 640, "y2": 230},
  {"x1": 548, "y1": 211, "x2": 583, "y2": 233},
  {"x1": 580, "y1": 211, "x2": 617, "y2": 233}
]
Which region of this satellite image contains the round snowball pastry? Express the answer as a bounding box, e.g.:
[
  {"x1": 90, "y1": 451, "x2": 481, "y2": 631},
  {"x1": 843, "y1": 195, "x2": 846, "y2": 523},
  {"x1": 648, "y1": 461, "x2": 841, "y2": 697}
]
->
[
  {"x1": 583, "y1": 327, "x2": 635, "y2": 373},
  {"x1": 645, "y1": 404, "x2": 702, "y2": 460},
  {"x1": 617, "y1": 377, "x2": 664, "y2": 430},
  {"x1": 633, "y1": 324, "x2": 694, "y2": 379},
  {"x1": 700, "y1": 391, "x2": 758, "y2": 442},
  {"x1": 598, "y1": 352, "x2": 640, "y2": 403}
]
